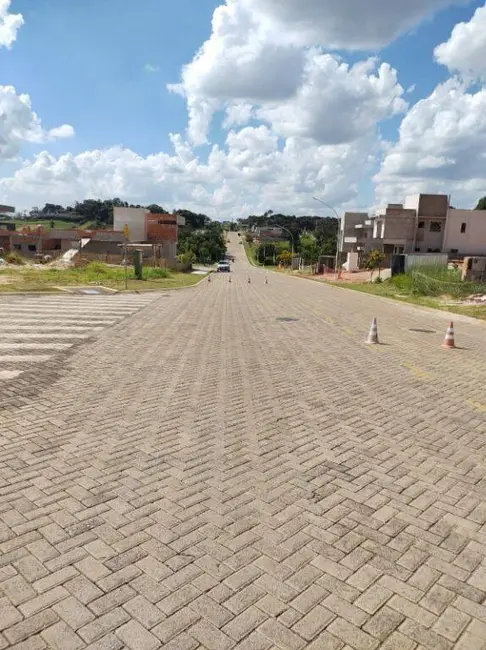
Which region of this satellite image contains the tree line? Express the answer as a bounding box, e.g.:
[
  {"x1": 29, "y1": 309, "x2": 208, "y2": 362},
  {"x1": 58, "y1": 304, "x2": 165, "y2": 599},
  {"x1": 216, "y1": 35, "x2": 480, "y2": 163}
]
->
[
  {"x1": 239, "y1": 211, "x2": 339, "y2": 264},
  {"x1": 22, "y1": 199, "x2": 169, "y2": 226},
  {"x1": 10, "y1": 200, "x2": 342, "y2": 265}
]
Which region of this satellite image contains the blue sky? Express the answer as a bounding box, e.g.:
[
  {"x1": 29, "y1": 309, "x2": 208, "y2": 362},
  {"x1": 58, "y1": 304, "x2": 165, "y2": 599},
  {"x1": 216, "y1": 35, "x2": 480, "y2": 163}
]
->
[
  {"x1": 3, "y1": 0, "x2": 219, "y2": 155},
  {"x1": 2, "y1": 0, "x2": 486, "y2": 214}
]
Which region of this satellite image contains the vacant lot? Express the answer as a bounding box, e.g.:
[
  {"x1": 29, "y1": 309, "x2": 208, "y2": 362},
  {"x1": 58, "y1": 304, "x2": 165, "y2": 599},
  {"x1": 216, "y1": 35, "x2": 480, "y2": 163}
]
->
[
  {"x1": 0, "y1": 262, "x2": 203, "y2": 292},
  {"x1": 338, "y1": 266, "x2": 486, "y2": 321}
]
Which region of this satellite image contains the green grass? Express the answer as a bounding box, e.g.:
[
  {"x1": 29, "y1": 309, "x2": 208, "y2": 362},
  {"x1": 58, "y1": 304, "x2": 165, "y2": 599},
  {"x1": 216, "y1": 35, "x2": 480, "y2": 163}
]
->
[
  {"x1": 242, "y1": 240, "x2": 282, "y2": 270},
  {"x1": 0, "y1": 262, "x2": 203, "y2": 293},
  {"x1": 242, "y1": 240, "x2": 261, "y2": 266},
  {"x1": 338, "y1": 267, "x2": 486, "y2": 321}
]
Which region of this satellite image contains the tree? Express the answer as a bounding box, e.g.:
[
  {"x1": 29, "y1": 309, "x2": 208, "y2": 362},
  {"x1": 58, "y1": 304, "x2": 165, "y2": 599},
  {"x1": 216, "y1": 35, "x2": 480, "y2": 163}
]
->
[
  {"x1": 40, "y1": 203, "x2": 64, "y2": 215},
  {"x1": 277, "y1": 250, "x2": 292, "y2": 266},
  {"x1": 178, "y1": 220, "x2": 226, "y2": 263},
  {"x1": 146, "y1": 204, "x2": 168, "y2": 214},
  {"x1": 365, "y1": 250, "x2": 386, "y2": 281},
  {"x1": 475, "y1": 197, "x2": 486, "y2": 210},
  {"x1": 299, "y1": 234, "x2": 320, "y2": 263},
  {"x1": 175, "y1": 209, "x2": 209, "y2": 230}
]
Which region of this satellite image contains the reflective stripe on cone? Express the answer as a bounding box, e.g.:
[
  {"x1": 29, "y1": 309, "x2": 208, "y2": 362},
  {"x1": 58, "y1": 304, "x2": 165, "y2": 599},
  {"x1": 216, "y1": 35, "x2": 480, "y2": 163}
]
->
[
  {"x1": 442, "y1": 322, "x2": 456, "y2": 349},
  {"x1": 366, "y1": 317, "x2": 379, "y2": 345}
]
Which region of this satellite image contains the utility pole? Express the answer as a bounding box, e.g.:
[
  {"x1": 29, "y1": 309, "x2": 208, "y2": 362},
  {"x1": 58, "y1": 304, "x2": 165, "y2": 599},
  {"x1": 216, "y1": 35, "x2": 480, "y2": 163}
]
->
[{"x1": 313, "y1": 197, "x2": 341, "y2": 281}]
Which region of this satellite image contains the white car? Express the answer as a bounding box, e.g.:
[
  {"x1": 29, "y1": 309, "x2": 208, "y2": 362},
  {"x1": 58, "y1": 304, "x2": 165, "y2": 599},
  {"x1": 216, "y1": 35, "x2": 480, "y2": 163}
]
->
[{"x1": 216, "y1": 260, "x2": 231, "y2": 272}]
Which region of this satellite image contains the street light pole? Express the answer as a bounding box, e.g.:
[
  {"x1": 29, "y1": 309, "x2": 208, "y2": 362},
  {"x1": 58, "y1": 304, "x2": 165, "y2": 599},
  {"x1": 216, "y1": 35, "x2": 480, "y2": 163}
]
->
[
  {"x1": 276, "y1": 225, "x2": 295, "y2": 257},
  {"x1": 313, "y1": 197, "x2": 341, "y2": 281},
  {"x1": 264, "y1": 223, "x2": 295, "y2": 268}
]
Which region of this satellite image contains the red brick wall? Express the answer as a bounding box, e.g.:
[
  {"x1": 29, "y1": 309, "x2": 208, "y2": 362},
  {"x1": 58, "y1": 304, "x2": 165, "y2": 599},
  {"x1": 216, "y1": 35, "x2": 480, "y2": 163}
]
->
[{"x1": 146, "y1": 214, "x2": 178, "y2": 243}]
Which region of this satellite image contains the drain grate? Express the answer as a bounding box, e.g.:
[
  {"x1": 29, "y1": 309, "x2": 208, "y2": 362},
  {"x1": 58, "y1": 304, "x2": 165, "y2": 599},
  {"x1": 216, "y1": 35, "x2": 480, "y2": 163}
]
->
[
  {"x1": 276, "y1": 317, "x2": 299, "y2": 322},
  {"x1": 409, "y1": 328, "x2": 436, "y2": 333}
]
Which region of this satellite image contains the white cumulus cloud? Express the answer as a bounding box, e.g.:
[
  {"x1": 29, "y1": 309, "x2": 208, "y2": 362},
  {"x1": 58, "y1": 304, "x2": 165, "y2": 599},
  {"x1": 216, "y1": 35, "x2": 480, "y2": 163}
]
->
[
  {"x1": 0, "y1": 0, "x2": 23, "y2": 49},
  {"x1": 0, "y1": 86, "x2": 75, "y2": 160},
  {"x1": 435, "y1": 2, "x2": 486, "y2": 80},
  {"x1": 240, "y1": 0, "x2": 471, "y2": 50},
  {"x1": 256, "y1": 53, "x2": 407, "y2": 144},
  {"x1": 48, "y1": 124, "x2": 75, "y2": 140},
  {"x1": 3, "y1": 0, "x2": 482, "y2": 214},
  {"x1": 169, "y1": 0, "x2": 451, "y2": 144},
  {"x1": 0, "y1": 130, "x2": 379, "y2": 215},
  {"x1": 374, "y1": 78, "x2": 486, "y2": 206}
]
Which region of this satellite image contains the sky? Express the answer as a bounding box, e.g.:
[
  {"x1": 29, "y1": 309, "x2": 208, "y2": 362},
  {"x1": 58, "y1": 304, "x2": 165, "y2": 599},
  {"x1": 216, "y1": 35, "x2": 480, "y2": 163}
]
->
[{"x1": 2, "y1": 0, "x2": 486, "y2": 218}]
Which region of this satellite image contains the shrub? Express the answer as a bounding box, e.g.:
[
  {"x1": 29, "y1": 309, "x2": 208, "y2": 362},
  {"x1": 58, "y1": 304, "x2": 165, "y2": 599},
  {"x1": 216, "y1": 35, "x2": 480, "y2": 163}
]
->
[
  {"x1": 177, "y1": 251, "x2": 196, "y2": 264},
  {"x1": 85, "y1": 262, "x2": 108, "y2": 275},
  {"x1": 145, "y1": 267, "x2": 170, "y2": 279},
  {"x1": 277, "y1": 250, "x2": 293, "y2": 266},
  {"x1": 5, "y1": 251, "x2": 25, "y2": 265}
]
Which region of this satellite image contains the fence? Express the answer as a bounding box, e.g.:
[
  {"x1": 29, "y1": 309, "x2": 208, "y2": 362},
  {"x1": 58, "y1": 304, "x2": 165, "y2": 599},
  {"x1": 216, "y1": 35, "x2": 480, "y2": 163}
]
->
[
  {"x1": 410, "y1": 267, "x2": 486, "y2": 298},
  {"x1": 405, "y1": 253, "x2": 448, "y2": 272}
]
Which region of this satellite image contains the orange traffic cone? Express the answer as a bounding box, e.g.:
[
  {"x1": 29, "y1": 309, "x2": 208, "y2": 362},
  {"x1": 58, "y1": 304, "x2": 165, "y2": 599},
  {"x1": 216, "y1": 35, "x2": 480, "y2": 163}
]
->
[
  {"x1": 442, "y1": 322, "x2": 456, "y2": 349},
  {"x1": 366, "y1": 318, "x2": 379, "y2": 345}
]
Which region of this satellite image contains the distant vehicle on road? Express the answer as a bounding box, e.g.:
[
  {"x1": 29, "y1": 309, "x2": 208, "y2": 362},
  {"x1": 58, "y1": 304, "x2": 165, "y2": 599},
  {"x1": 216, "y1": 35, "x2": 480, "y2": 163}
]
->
[{"x1": 217, "y1": 260, "x2": 231, "y2": 272}]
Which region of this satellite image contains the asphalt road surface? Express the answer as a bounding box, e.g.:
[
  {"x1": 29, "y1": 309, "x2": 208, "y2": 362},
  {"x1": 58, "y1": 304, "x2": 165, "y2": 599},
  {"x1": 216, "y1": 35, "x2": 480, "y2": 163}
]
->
[{"x1": 1, "y1": 234, "x2": 486, "y2": 650}]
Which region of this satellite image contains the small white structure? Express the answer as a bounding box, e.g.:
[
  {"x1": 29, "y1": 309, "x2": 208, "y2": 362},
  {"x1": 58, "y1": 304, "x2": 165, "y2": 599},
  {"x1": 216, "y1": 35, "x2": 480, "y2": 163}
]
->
[
  {"x1": 344, "y1": 252, "x2": 359, "y2": 272},
  {"x1": 113, "y1": 208, "x2": 147, "y2": 242}
]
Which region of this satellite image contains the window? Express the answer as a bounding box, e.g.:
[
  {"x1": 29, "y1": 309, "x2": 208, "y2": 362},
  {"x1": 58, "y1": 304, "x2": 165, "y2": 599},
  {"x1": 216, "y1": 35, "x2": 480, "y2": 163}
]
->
[
  {"x1": 363, "y1": 232, "x2": 368, "y2": 239},
  {"x1": 430, "y1": 221, "x2": 442, "y2": 232},
  {"x1": 450, "y1": 249, "x2": 459, "y2": 254},
  {"x1": 28, "y1": 245, "x2": 36, "y2": 252},
  {"x1": 13, "y1": 244, "x2": 21, "y2": 251},
  {"x1": 427, "y1": 248, "x2": 433, "y2": 252},
  {"x1": 415, "y1": 248, "x2": 421, "y2": 252},
  {"x1": 461, "y1": 222, "x2": 467, "y2": 234},
  {"x1": 418, "y1": 221, "x2": 425, "y2": 229}
]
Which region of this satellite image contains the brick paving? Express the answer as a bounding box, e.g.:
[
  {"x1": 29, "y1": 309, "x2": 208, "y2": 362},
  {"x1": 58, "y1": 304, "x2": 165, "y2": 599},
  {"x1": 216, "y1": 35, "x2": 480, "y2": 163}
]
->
[{"x1": 0, "y1": 235, "x2": 486, "y2": 649}]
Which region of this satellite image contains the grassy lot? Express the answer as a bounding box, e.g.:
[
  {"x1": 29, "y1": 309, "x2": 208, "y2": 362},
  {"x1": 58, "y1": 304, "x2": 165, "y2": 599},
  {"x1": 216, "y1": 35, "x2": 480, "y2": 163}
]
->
[
  {"x1": 338, "y1": 267, "x2": 486, "y2": 321},
  {"x1": 243, "y1": 240, "x2": 284, "y2": 271},
  {"x1": 242, "y1": 240, "x2": 261, "y2": 266},
  {"x1": 0, "y1": 262, "x2": 204, "y2": 293}
]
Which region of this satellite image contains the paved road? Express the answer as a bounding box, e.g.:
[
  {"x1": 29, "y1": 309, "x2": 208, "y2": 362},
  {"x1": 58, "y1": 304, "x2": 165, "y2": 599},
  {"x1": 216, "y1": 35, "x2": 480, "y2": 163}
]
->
[{"x1": 1, "y1": 236, "x2": 486, "y2": 650}]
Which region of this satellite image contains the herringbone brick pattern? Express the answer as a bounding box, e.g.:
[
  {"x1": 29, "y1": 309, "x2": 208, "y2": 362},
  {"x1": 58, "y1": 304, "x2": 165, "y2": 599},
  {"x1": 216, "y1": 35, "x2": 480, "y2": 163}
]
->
[{"x1": 1, "y1": 235, "x2": 486, "y2": 649}]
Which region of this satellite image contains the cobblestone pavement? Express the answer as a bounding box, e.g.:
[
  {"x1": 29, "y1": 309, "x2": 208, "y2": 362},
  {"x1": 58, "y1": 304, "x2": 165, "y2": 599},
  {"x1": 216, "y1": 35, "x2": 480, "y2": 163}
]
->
[
  {"x1": 0, "y1": 294, "x2": 158, "y2": 410},
  {"x1": 1, "y1": 236, "x2": 486, "y2": 649}
]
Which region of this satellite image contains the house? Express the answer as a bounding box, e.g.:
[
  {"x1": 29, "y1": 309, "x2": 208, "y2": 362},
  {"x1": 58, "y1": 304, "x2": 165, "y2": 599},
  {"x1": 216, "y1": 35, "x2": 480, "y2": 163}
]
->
[
  {"x1": 372, "y1": 204, "x2": 417, "y2": 254},
  {"x1": 340, "y1": 193, "x2": 486, "y2": 259},
  {"x1": 0, "y1": 205, "x2": 15, "y2": 217},
  {"x1": 113, "y1": 207, "x2": 185, "y2": 261},
  {"x1": 255, "y1": 227, "x2": 284, "y2": 241},
  {"x1": 340, "y1": 212, "x2": 372, "y2": 254},
  {"x1": 405, "y1": 194, "x2": 449, "y2": 253}
]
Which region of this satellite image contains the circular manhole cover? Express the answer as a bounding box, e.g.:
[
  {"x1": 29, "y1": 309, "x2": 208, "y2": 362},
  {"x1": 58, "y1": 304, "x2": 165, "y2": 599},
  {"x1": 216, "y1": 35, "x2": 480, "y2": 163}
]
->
[
  {"x1": 276, "y1": 317, "x2": 299, "y2": 322},
  {"x1": 409, "y1": 328, "x2": 436, "y2": 333}
]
